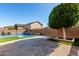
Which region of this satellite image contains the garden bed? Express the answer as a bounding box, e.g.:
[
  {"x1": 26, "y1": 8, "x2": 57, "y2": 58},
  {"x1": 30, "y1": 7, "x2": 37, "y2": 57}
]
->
[{"x1": 48, "y1": 38, "x2": 79, "y2": 47}]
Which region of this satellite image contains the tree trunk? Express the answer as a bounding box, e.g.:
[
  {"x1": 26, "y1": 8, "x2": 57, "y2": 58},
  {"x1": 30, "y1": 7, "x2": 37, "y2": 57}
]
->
[
  {"x1": 16, "y1": 29, "x2": 17, "y2": 34},
  {"x1": 62, "y1": 27, "x2": 66, "y2": 40},
  {"x1": 16, "y1": 29, "x2": 17, "y2": 36}
]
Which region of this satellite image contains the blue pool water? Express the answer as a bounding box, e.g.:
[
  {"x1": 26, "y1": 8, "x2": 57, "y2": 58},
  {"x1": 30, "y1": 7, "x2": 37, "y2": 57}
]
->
[{"x1": 0, "y1": 33, "x2": 32, "y2": 38}]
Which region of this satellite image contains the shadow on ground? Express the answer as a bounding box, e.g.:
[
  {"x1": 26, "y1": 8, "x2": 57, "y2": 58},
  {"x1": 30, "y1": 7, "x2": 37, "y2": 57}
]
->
[
  {"x1": 0, "y1": 37, "x2": 59, "y2": 56},
  {"x1": 68, "y1": 46, "x2": 79, "y2": 56},
  {"x1": 68, "y1": 39, "x2": 79, "y2": 56}
]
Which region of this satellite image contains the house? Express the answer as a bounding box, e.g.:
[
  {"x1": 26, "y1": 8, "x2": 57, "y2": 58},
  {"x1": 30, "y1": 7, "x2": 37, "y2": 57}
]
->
[
  {"x1": 14, "y1": 24, "x2": 24, "y2": 30},
  {"x1": 24, "y1": 21, "x2": 43, "y2": 30},
  {"x1": 15, "y1": 21, "x2": 43, "y2": 30}
]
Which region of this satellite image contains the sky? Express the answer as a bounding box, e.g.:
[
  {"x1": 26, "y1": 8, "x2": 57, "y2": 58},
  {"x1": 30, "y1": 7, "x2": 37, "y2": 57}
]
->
[{"x1": 0, "y1": 3, "x2": 59, "y2": 27}]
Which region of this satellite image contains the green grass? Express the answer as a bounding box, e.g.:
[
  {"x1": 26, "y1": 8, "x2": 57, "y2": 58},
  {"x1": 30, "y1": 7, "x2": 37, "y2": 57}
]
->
[
  {"x1": 48, "y1": 38, "x2": 79, "y2": 47},
  {"x1": 59, "y1": 40, "x2": 73, "y2": 45},
  {"x1": 0, "y1": 36, "x2": 34, "y2": 43},
  {"x1": 48, "y1": 38, "x2": 73, "y2": 45}
]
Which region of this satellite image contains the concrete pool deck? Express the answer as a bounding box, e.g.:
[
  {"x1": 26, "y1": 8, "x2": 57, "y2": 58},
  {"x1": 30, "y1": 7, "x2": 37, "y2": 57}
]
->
[
  {"x1": 0, "y1": 36, "x2": 79, "y2": 56},
  {"x1": 0, "y1": 36, "x2": 50, "y2": 46}
]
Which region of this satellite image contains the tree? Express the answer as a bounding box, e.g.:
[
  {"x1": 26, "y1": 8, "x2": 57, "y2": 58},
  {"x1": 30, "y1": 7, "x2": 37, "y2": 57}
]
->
[
  {"x1": 49, "y1": 3, "x2": 79, "y2": 40},
  {"x1": 7, "y1": 26, "x2": 15, "y2": 30},
  {"x1": 14, "y1": 24, "x2": 18, "y2": 34}
]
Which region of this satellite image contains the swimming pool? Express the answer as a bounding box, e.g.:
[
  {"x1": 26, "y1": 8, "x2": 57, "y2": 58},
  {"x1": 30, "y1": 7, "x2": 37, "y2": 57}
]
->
[{"x1": 0, "y1": 33, "x2": 32, "y2": 38}]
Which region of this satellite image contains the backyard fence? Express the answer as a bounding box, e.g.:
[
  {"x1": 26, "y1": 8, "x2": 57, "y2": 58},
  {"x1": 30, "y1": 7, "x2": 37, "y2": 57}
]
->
[
  {"x1": 0, "y1": 29, "x2": 24, "y2": 34},
  {"x1": 0, "y1": 27, "x2": 79, "y2": 39},
  {"x1": 26, "y1": 27, "x2": 79, "y2": 38}
]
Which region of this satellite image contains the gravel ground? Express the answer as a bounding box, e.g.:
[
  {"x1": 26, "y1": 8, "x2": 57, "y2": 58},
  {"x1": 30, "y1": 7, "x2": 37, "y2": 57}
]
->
[{"x1": 0, "y1": 36, "x2": 79, "y2": 56}]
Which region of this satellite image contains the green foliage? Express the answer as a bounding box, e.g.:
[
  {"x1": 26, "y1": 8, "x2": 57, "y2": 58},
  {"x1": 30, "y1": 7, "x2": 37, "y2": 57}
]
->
[
  {"x1": 14, "y1": 24, "x2": 18, "y2": 30},
  {"x1": 49, "y1": 3, "x2": 79, "y2": 29},
  {"x1": 4, "y1": 26, "x2": 15, "y2": 30},
  {"x1": 7, "y1": 26, "x2": 15, "y2": 30},
  {"x1": 73, "y1": 38, "x2": 79, "y2": 46}
]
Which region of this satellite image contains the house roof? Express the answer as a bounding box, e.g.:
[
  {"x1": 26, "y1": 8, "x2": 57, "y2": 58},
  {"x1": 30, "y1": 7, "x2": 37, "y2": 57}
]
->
[
  {"x1": 24, "y1": 21, "x2": 43, "y2": 26},
  {"x1": 15, "y1": 24, "x2": 25, "y2": 27},
  {"x1": 15, "y1": 21, "x2": 43, "y2": 27}
]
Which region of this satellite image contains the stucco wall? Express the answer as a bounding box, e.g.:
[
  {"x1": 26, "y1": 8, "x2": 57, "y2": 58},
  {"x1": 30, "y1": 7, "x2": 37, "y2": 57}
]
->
[
  {"x1": 30, "y1": 22, "x2": 43, "y2": 29},
  {"x1": 24, "y1": 25, "x2": 31, "y2": 29},
  {"x1": 17, "y1": 27, "x2": 24, "y2": 30}
]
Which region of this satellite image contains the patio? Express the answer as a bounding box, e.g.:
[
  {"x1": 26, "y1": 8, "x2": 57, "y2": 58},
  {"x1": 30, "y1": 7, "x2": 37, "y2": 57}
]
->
[{"x1": 0, "y1": 36, "x2": 79, "y2": 56}]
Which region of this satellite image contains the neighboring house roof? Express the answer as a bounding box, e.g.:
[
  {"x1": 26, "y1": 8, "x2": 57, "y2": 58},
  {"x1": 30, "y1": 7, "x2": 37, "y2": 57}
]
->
[
  {"x1": 15, "y1": 24, "x2": 25, "y2": 27},
  {"x1": 24, "y1": 21, "x2": 43, "y2": 26}
]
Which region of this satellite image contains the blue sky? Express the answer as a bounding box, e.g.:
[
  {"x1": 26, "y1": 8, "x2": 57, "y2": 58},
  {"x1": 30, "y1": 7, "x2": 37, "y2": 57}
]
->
[{"x1": 0, "y1": 3, "x2": 59, "y2": 27}]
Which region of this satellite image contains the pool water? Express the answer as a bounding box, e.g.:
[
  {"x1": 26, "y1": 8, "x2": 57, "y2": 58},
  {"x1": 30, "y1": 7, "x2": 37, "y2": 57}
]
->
[{"x1": 0, "y1": 33, "x2": 32, "y2": 38}]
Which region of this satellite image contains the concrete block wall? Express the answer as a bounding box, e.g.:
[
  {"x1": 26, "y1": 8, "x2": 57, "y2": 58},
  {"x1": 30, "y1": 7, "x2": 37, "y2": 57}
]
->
[{"x1": 27, "y1": 27, "x2": 79, "y2": 38}]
